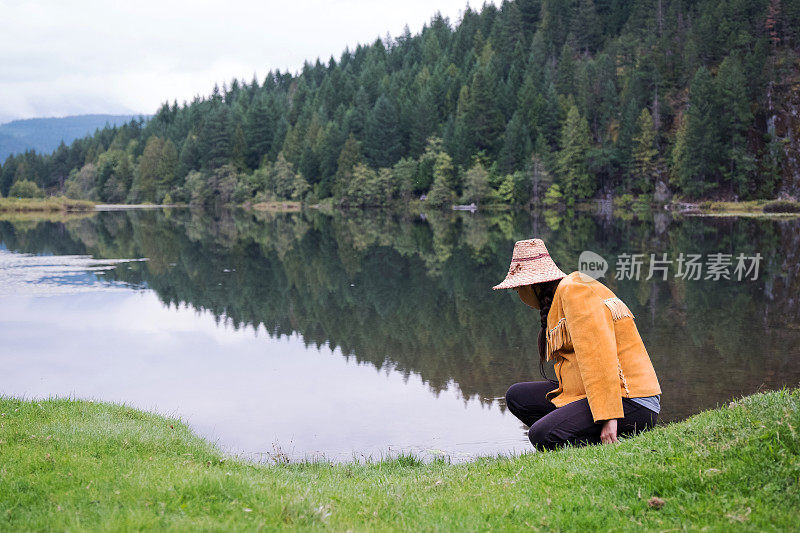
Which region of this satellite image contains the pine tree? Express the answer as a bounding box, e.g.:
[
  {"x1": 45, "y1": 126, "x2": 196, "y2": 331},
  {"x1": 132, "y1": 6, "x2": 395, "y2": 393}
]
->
[
  {"x1": 575, "y1": 0, "x2": 601, "y2": 54},
  {"x1": 344, "y1": 87, "x2": 369, "y2": 139},
  {"x1": 674, "y1": 67, "x2": 720, "y2": 197},
  {"x1": 631, "y1": 108, "x2": 660, "y2": 194},
  {"x1": 244, "y1": 95, "x2": 275, "y2": 169},
  {"x1": 408, "y1": 69, "x2": 438, "y2": 156},
  {"x1": 557, "y1": 104, "x2": 594, "y2": 204},
  {"x1": 200, "y1": 104, "x2": 233, "y2": 169},
  {"x1": 716, "y1": 54, "x2": 754, "y2": 197},
  {"x1": 497, "y1": 111, "x2": 532, "y2": 174},
  {"x1": 333, "y1": 135, "x2": 362, "y2": 198},
  {"x1": 555, "y1": 44, "x2": 576, "y2": 97},
  {"x1": 364, "y1": 95, "x2": 403, "y2": 168},
  {"x1": 468, "y1": 43, "x2": 504, "y2": 155},
  {"x1": 178, "y1": 133, "x2": 202, "y2": 177}
]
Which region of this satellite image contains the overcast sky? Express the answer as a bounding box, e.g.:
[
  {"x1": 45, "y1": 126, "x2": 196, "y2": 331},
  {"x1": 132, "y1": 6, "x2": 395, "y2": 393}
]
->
[{"x1": 0, "y1": 0, "x2": 499, "y2": 124}]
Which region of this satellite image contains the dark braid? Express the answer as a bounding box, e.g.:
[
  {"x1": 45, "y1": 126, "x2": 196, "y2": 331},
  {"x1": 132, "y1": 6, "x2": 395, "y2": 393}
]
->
[{"x1": 535, "y1": 279, "x2": 561, "y2": 382}]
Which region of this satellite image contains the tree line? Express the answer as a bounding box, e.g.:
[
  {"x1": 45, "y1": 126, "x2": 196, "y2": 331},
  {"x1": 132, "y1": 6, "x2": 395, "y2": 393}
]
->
[{"x1": 2, "y1": 0, "x2": 799, "y2": 206}]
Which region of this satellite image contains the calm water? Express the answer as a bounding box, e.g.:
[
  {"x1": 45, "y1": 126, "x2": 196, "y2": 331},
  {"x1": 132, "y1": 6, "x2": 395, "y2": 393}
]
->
[{"x1": 1, "y1": 208, "x2": 799, "y2": 461}]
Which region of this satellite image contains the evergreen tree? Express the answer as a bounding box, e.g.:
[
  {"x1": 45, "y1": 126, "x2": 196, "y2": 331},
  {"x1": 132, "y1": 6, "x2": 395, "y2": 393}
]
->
[
  {"x1": 178, "y1": 133, "x2": 202, "y2": 177},
  {"x1": 200, "y1": 104, "x2": 233, "y2": 169},
  {"x1": 497, "y1": 111, "x2": 532, "y2": 174},
  {"x1": 556, "y1": 104, "x2": 594, "y2": 204},
  {"x1": 344, "y1": 87, "x2": 369, "y2": 139},
  {"x1": 631, "y1": 108, "x2": 660, "y2": 194},
  {"x1": 467, "y1": 43, "x2": 504, "y2": 155},
  {"x1": 333, "y1": 135, "x2": 362, "y2": 198},
  {"x1": 244, "y1": 95, "x2": 275, "y2": 169},
  {"x1": 673, "y1": 67, "x2": 720, "y2": 197},
  {"x1": 574, "y1": 0, "x2": 601, "y2": 54},
  {"x1": 716, "y1": 54, "x2": 754, "y2": 197},
  {"x1": 408, "y1": 69, "x2": 439, "y2": 156},
  {"x1": 364, "y1": 95, "x2": 403, "y2": 168}
]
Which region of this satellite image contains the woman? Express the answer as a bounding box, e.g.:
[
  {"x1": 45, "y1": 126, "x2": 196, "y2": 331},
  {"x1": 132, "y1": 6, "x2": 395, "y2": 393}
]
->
[{"x1": 494, "y1": 239, "x2": 661, "y2": 450}]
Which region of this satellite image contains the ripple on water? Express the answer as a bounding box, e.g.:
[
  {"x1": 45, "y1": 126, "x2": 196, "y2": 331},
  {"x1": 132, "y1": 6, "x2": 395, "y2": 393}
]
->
[{"x1": 0, "y1": 249, "x2": 147, "y2": 297}]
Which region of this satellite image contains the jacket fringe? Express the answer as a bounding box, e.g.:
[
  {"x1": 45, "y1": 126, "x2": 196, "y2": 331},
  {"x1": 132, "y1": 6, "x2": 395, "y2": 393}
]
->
[
  {"x1": 603, "y1": 297, "x2": 634, "y2": 321},
  {"x1": 546, "y1": 318, "x2": 570, "y2": 361},
  {"x1": 618, "y1": 361, "x2": 631, "y2": 397}
]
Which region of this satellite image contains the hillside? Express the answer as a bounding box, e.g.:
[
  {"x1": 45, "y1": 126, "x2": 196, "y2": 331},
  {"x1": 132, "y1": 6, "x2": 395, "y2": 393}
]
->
[
  {"x1": 1, "y1": 0, "x2": 799, "y2": 206},
  {"x1": 0, "y1": 115, "x2": 143, "y2": 161}
]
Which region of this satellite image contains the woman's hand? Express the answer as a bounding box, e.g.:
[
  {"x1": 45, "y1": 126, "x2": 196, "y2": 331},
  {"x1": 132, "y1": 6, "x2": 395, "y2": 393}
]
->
[{"x1": 600, "y1": 419, "x2": 618, "y2": 444}]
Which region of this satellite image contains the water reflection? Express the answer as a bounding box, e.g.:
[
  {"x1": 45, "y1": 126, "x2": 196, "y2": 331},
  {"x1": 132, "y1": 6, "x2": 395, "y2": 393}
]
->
[
  {"x1": 0, "y1": 249, "x2": 145, "y2": 296},
  {"x1": 0, "y1": 208, "x2": 798, "y2": 459}
]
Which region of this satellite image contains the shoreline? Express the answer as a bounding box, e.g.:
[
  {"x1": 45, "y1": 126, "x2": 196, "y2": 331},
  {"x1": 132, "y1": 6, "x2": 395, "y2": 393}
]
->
[
  {"x1": 3, "y1": 196, "x2": 800, "y2": 218},
  {"x1": 1, "y1": 388, "x2": 797, "y2": 529}
]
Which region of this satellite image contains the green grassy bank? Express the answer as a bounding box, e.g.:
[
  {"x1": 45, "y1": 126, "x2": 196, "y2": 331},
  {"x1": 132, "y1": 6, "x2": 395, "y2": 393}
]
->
[
  {"x1": 1, "y1": 389, "x2": 798, "y2": 531},
  {"x1": 0, "y1": 197, "x2": 95, "y2": 213}
]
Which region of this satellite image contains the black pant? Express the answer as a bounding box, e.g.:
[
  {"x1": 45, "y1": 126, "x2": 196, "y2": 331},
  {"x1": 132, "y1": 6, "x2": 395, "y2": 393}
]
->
[{"x1": 505, "y1": 381, "x2": 658, "y2": 450}]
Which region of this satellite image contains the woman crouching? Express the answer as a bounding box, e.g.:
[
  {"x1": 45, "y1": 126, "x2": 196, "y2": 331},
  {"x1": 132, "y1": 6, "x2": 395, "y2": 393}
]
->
[{"x1": 494, "y1": 239, "x2": 662, "y2": 450}]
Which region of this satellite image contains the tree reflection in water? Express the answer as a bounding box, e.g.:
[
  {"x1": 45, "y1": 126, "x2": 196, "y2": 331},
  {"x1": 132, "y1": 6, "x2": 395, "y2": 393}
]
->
[{"x1": 1, "y1": 207, "x2": 798, "y2": 422}]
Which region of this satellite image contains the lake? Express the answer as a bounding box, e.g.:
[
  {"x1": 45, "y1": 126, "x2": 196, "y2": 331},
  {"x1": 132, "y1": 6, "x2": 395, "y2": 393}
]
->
[{"x1": 1, "y1": 207, "x2": 799, "y2": 462}]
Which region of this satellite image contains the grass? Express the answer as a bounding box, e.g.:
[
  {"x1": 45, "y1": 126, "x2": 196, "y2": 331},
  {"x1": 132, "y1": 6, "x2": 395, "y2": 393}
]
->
[
  {"x1": 1, "y1": 389, "x2": 798, "y2": 531},
  {"x1": 763, "y1": 199, "x2": 800, "y2": 213},
  {"x1": 0, "y1": 211, "x2": 96, "y2": 223},
  {"x1": 0, "y1": 196, "x2": 95, "y2": 213},
  {"x1": 247, "y1": 200, "x2": 303, "y2": 212},
  {"x1": 695, "y1": 200, "x2": 768, "y2": 213}
]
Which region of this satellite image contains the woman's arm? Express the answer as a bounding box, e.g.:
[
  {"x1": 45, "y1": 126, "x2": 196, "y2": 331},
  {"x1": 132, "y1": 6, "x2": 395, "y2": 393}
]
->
[{"x1": 560, "y1": 281, "x2": 625, "y2": 423}]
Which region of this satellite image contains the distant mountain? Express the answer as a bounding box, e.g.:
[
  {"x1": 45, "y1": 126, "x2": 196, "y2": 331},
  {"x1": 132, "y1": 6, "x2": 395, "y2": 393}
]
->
[{"x1": 0, "y1": 114, "x2": 145, "y2": 160}]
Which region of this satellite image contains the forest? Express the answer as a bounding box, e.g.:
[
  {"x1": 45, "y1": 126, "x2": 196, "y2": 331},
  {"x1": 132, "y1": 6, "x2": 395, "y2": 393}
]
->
[{"x1": 1, "y1": 0, "x2": 799, "y2": 207}]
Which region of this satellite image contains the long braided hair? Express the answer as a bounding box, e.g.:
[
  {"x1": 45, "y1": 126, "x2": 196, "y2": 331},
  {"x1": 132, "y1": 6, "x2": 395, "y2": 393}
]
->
[{"x1": 535, "y1": 279, "x2": 562, "y2": 382}]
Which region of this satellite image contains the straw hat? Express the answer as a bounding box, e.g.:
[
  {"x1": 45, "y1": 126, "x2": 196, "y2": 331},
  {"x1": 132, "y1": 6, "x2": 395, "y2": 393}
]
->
[{"x1": 492, "y1": 239, "x2": 567, "y2": 290}]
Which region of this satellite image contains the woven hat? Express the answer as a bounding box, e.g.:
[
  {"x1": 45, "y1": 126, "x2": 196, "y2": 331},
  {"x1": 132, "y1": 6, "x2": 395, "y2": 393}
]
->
[{"x1": 492, "y1": 239, "x2": 567, "y2": 290}]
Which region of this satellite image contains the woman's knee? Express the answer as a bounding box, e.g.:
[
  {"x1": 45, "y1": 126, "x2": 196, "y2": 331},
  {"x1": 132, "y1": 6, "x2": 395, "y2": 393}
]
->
[
  {"x1": 528, "y1": 423, "x2": 558, "y2": 450},
  {"x1": 504, "y1": 382, "x2": 526, "y2": 408}
]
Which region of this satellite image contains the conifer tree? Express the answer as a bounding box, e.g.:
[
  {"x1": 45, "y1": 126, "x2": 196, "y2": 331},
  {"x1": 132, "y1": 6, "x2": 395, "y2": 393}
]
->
[
  {"x1": 333, "y1": 135, "x2": 362, "y2": 198},
  {"x1": 716, "y1": 54, "x2": 754, "y2": 197},
  {"x1": 468, "y1": 43, "x2": 504, "y2": 155},
  {"x1": 631, "y1": 108, "x2": 660, "y2": 194},
  {"x1": 556, "y1": 104, "x2": 594, "y2": 203},
  {"x1": 674, "y1": 67, "x2": 720, "y2": 197},
  {"x1": 244, "y1": 95, "x2": 275, "y2": 169},
  {"x1": 498, "y1": 111, "x2": 532, "y2": 174},
  {"x1": 364, "y1": 95, "x2": 403, "y2": 168},
  {"x1": 178, "y1": 133, "x2": 201, "y2": 178},
  {"x1": 200, "y1": 104, "x2": 233, "y2": 169}
]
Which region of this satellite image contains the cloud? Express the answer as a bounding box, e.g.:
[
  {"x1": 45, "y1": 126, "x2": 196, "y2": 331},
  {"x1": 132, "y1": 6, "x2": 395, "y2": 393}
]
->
[{"x1": 0, "y1": 0, "x2": 495, "y2": 122}]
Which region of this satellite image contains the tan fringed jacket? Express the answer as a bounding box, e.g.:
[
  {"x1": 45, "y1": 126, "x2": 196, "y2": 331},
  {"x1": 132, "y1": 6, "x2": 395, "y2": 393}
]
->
[{"x1": 545, "y1": 272, "x2": 661, "y2": 422}]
